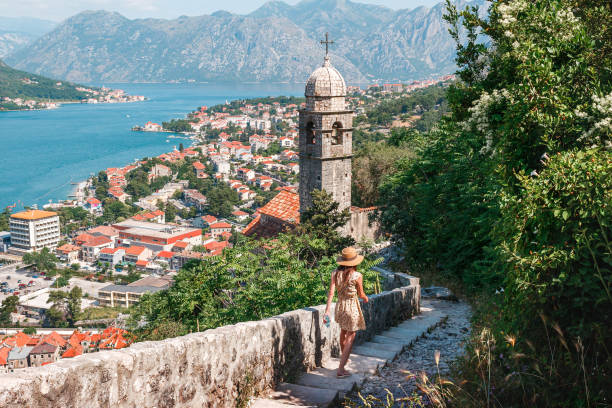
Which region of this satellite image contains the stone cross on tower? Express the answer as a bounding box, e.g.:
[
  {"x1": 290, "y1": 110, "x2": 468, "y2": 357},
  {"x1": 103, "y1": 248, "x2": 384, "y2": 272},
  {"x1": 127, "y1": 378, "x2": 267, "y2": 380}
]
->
[
  {"x1": 320, "y1": 32, "x2": 334, "y2": 56},
  {"x1": 298, "y1": 37, "x2": 354, "y2": 215}
]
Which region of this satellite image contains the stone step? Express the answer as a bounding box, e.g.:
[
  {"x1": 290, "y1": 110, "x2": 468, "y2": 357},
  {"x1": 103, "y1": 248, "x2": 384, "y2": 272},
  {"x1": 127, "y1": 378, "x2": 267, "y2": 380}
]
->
[
  {"x1": 326, "y1": 353, "x2": 387, "y2": 375},
  {"x1": 296, "y1": 368, "x2": 365, "y2": 392},
  {"x1": 264, "y1": 383, "x2": 338, "y2": 407},
  {"x1": 370, "y1": 334, "x2": 406, "y2": 346},
  {"x1": 351, "y1": 345, "x2": 397, "y2": 361},
  {"x1": 358, "y1": 341, "x2": 403, "y2": 354},
  {"x1": 251, "y1": 399, "x2": 316, "y2": 408}
]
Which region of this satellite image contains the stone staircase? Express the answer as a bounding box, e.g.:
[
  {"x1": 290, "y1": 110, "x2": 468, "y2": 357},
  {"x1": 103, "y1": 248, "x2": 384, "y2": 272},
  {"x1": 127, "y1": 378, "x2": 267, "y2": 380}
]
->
[{"x1": 251, "y1": 301, "x2": 446, "y2": 407}]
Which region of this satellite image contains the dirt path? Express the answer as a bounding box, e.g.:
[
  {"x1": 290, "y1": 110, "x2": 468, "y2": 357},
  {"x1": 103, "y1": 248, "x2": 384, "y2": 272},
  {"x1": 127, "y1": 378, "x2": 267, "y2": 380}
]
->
[{"x1": 343, "y1": 298, "x2": 472, "y2": 406}]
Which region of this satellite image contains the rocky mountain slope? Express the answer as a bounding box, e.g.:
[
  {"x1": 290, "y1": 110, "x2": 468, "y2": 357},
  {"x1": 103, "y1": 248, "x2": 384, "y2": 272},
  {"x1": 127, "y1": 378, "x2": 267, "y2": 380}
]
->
[
  {"x1": 0, "y1": 17, "x2": 57, "y2": 58},
  {"x1": 6, "y1": 0, "x2": 487, "y2": 83}
]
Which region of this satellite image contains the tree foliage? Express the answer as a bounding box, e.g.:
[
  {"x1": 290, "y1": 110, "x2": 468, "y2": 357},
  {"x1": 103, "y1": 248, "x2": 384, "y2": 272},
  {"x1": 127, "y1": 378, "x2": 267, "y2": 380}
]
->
[
  {"x1": 22, "y1": 248, "x2": 58, "y2": 274},
  {"x1": 0, "y1": 296, "x2": 18, "y2": 326},
  {"x1": 375, "y1": 0, "x2": 611, "y2": 405},
  {"x1": 130, "y1": 232, "x2": 380, "y2": 340}
]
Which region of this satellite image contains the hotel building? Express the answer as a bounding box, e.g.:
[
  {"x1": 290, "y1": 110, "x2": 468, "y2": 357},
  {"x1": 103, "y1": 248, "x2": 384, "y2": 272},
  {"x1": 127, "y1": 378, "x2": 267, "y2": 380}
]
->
[{"x1": 9, "y1": 210, "x2": 61, "y2": 253}]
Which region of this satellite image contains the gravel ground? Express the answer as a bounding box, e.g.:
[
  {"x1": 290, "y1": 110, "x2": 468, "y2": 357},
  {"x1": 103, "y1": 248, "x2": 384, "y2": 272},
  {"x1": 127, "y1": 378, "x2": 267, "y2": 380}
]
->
[{"x1": 343, "y1": 299, "x2": 472, "y2": 406}]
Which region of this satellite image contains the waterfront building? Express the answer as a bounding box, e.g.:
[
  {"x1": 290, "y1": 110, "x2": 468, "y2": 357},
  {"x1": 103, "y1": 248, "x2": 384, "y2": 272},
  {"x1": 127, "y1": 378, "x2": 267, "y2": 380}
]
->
[{"x1": 9, "y1": 210, "x2": 60, "y2": 253}]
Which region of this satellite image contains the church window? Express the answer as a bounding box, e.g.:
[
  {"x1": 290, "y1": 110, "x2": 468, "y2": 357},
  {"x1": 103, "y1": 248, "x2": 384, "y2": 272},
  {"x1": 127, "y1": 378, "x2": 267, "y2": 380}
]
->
[
  {"x1": 331, "y1": 122, "x2": 343, "y2": 145},
  {"x1": 306, "y1": 121, "x2": 316, "y2": 144}
]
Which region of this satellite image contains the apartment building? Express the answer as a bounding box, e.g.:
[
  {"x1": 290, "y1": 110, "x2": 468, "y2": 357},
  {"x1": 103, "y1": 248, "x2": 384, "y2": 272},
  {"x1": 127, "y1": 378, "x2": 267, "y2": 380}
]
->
[{"x1": 9, "y1": 210, "x2": 60, "y2": 253}]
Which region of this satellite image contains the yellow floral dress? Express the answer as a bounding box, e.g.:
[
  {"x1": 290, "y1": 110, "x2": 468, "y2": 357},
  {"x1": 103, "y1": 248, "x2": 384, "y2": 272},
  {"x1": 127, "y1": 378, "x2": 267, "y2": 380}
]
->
[{"x1": 334, "y1": 270, "x2": 366, "y2": 332}]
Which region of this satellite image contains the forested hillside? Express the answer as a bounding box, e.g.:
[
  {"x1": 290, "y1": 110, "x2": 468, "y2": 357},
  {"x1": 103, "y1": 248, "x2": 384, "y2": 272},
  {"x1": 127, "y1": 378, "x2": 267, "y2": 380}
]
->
[
  {"x1": 365, "y1": 0, "x2": 611, "y2": 405},
  {"x1": 0, "y1": 59, "x2": 95, "y2": 101}
]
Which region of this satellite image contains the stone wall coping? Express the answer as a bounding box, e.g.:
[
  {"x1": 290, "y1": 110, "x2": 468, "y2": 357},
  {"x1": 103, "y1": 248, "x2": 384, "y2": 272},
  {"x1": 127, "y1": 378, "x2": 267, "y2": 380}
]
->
[{"x1": 0, "y1": 281, "x2": 420, "y2": 407}]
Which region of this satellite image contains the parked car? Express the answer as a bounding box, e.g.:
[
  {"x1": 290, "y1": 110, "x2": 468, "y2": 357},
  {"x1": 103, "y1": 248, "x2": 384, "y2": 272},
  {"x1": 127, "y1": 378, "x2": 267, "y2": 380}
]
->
[
  {"x1": 13, "y1": 291, "x2": 19, "y2": 295},
  {"x1": 44, "y1": 276, "x2": 52, "y2": 280},
  {"x1": 32, "y1": 275, "x2": 39, "y2": 279},
  {"x1": 6, "y1": 276, "x2": 10, "y2": 279}
]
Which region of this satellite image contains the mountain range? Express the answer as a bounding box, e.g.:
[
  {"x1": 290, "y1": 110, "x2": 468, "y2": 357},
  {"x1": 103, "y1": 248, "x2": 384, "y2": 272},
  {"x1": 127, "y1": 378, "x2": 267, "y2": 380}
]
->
[
  {"x1": 4, "y1": 0, "x2": 488, "y2": 84},
  {"x1": 0, "y1": 17, "x2": 57, "y2": 58}
]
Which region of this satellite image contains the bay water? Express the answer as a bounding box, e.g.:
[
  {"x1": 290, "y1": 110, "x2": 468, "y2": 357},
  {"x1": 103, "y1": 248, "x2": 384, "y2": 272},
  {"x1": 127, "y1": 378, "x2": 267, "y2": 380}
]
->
[{"x1": 0, "y1": 83, "x2": 302, "y2": 210}]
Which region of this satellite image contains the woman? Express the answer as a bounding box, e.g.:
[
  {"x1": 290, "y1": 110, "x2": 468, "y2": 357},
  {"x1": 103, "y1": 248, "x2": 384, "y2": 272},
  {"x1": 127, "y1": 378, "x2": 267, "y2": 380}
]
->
[{"x1": 323, "y1": 247, "x2": 369, "y2": 378}]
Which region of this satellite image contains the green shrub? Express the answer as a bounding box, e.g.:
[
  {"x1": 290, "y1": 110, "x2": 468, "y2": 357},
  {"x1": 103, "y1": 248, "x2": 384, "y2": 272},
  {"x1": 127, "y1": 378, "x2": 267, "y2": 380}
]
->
[{"x1": 494, "y1": 149, "x2": 611, "y2": 404}]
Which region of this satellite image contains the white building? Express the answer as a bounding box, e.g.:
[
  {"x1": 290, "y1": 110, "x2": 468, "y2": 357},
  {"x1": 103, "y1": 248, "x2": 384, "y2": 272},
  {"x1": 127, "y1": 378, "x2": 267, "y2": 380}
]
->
[{"x1": 9, "y1": 210, "x2": 60, "y2": 253}]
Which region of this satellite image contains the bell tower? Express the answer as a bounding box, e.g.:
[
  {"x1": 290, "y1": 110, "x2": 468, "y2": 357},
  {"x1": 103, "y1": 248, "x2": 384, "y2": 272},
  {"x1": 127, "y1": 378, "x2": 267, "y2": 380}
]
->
[{"x1": 299, "y1": 33, "x2": 353, "y2": 214}]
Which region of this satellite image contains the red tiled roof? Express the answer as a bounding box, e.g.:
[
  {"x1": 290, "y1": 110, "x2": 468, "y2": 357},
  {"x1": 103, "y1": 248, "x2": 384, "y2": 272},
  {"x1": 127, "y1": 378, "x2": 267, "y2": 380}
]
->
[
  {"x1": 232, "y1": 210, "x2": 248, "y2": 216},
  {"x1": 204, "y1": 240, "x2": 229, "y2": 252},
  {"x1": 135, "y1": 260, "x2": 148, "y2": 267},
  {"x1": 242, "y1": 190, "x2": 300, "y2": 238},
  {"x1": 62, "y1": 346, "x2": 82, "y2": 358},
  {"x1": 210, "y1": 222, "x2": 232, "y2": 229},
  {"x1": 83, "y1": 235, "x2": 112, "y2": 248},
  {"x1": 202, "y1": 215, "x2": 217, "y2": 224},
  {"x1": 57, "y1": 243, "x2": 80, "y2": 253},
  {"x1": 156, "y1": 251, "x2": 174, "y2": 259},
  {"x1": 259, "y1": 190, "x2": 299, "y2": 222},
  {"x1": 173, "y1": 241, "x2": 188, "y2": 248},
  {"x1": 193, "y1": 161, "x2": 205, "y2": 170},
  {"x1": 0, "y1": 347, "x2": 10, "y2": 365},
  {"x1": 125, "y1": 246, "x2": 146, "y2": 256},
  {"x1": 100, "y1": 247, "x2": 122, "y2": 255},
  {"x1": 15, "y1": 331, "x2": 35, "y2": 347},
  {"x1": 75, "y1": 233, "x2": 96, "y2": 245},
  {"x1": 86, "y1": 197, "x2": 101, "y2": 205},
  {"x1": 88, "y1": 225, "x2": 118, "y2": 237},
  {"x1": 40, "y1": 331, "x2": 67, "y2": 348}
]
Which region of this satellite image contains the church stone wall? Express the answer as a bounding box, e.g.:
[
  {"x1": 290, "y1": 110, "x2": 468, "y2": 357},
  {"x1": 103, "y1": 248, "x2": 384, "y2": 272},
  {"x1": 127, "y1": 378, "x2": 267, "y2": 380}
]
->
[
  {"x1": 346, "y1": 208, "x2": 381, "y2": 243},
  {"x1": 0, "y1": 281, "x2": 420, "y2": 408}
]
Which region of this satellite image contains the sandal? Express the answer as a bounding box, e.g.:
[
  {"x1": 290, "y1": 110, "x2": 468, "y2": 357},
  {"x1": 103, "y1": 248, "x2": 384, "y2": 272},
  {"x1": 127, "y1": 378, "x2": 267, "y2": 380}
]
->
[{"x1": 336, "y1": 371, "x2": 352, "y2": 378}]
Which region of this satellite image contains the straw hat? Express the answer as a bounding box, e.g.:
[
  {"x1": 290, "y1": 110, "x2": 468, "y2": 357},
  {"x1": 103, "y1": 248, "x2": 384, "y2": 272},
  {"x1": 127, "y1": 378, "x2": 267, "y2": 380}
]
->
[{"x1": 337, "y1": 247, "x2": 364, "y2": 267}]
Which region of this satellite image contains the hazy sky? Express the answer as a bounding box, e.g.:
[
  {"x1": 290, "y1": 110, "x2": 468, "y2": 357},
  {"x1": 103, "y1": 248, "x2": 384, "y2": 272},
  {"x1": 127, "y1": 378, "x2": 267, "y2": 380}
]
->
[{"x1": 0, "y1": 0, "x2": 442, "y2": 22}]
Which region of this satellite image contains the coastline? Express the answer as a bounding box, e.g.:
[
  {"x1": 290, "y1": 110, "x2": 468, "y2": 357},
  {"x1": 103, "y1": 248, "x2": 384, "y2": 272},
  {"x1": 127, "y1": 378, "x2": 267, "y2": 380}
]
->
[
  {"x1": 0, "y1": 82, "x2": 304, "y2": 210},
  {"x1": 0, "y1": 98, "x2": 147, "y2": 113}
]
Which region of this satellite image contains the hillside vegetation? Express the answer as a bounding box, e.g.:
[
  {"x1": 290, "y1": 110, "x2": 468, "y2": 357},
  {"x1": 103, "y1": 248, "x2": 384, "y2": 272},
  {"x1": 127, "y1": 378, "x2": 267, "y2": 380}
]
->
[
  {"x1": 368, "y1": 0, "x2": 611, "y2": 405},
  {"x1": 0, "y1": 59, "x2": 94, "y2": 101}
]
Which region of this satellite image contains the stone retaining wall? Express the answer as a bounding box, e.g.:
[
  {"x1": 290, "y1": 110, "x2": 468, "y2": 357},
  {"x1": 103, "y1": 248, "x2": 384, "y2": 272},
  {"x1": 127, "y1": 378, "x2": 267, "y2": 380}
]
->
[{"x1": 0, "y1": 280, "x2": 419, "y2": 408}]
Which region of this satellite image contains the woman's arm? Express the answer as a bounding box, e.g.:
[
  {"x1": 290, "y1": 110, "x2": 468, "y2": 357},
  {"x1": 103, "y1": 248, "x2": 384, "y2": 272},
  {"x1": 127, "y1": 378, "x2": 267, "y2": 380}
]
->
[
  {"x1": 356, "y1": 274, "x2": 369, "y2": 303},
  {"x1": 324, "y1": 270, "x2": 336, "y2": 317}
]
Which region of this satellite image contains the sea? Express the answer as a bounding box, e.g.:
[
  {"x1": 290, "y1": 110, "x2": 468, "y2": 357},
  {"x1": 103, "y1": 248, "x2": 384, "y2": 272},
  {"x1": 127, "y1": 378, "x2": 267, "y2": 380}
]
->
[{"x1": 0, "y1": 82, "x2": 303, "y2": 210}]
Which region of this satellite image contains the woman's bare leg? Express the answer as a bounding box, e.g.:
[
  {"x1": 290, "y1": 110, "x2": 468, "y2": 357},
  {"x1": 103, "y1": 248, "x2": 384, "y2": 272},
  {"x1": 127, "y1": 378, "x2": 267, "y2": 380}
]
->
[
  {"x1": 338, "y1": 331, "x2": 356, "y2": 375},
  {"x1": 339, "y1": 329, "x2": 346, "y2": 354}
]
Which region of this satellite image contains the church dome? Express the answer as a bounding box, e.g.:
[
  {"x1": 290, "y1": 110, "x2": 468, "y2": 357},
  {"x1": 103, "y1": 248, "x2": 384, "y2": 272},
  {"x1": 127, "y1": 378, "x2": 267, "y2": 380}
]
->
[{"x1": 305, "y1": 57, "x2": 346, "y2": 97}]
